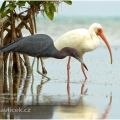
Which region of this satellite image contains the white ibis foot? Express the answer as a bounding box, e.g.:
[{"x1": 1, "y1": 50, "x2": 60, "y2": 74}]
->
[
  {"x1": 67, "y1": 83, "x2": 70, "y2": 95},
  {"x1": 42, "y1": 68, "x2": 47, "y2": 74}
]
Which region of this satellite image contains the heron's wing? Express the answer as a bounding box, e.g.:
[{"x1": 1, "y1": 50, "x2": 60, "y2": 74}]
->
[
  {"x1": 0, "y1": 37, "x2": 25, "y2": 52},
  {"x1": 0, "y1": 34, "x2": 53, "y2": 57}
]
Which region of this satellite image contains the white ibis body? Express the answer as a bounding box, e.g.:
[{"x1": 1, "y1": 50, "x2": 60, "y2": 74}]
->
[{"x1": 54, "y1": 23, "x2": 113, "y2": 80}]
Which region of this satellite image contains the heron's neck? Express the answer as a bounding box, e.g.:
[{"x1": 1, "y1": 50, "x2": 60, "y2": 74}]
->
[{"x1": 53, "y1": 49, "x2": 68, "y2": 59}]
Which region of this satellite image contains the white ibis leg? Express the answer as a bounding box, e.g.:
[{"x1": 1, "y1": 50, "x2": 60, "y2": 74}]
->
[
  {"x1": 81, "y1": 58, "x2": 87, "y2": 79},
  {"x1": 67, "y1": 56, "x2": 71, "y2": 94},
  {"x1": 37, "y1": 58, "x2": 50, "y2": 79},
  {"x1": 40, "y1": 58, "x2": 47, "y2": 74}
]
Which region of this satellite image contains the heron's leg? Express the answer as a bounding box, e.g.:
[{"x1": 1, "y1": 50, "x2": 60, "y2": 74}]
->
[
  {"x1": 32, "y1": 57, "x2": 36, "y2": 68},
  {"x1": 40, "y1": 58, "x2": 47, "y2": 74},
  {"x1": 31, "y1": 57, "x2": 36, "y2": 80},
  {"x1": 67, "y1": 56, "x2": 71, "y2": 94},
  {"x1": 37, "y1": 58, "x2": 50, "y2": 79},
  {"x1": 81, "y1": 58, "x2": 87, "y2": 80}
]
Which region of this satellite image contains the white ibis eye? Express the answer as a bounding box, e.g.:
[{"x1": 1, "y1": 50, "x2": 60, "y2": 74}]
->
[
  {"x1": 98, "y1": 28, "x2": 102, "y2": 33},
  {"x1": 98, "y1": 28, "x2": 100, "y2": 32},
  {"x1": 96, "y1": 28, "x2": 102, "y2": 35}
]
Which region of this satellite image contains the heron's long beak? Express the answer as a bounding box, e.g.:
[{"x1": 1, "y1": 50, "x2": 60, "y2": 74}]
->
[
  {"x1": 99, "y1": 32, "x2": 113, "y2": 64},
  {"x1": 77, "y1": 57, "x2": 88, "y2": 71}
]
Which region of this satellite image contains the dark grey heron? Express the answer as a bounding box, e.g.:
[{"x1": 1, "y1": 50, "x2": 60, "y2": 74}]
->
[{"x1": 0, "y1": 34, "x2": 88, "y2": 79}]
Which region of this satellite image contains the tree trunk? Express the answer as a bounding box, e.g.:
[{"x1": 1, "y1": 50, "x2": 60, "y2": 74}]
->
[
  {"x1": 0, "y1": 27, "x2": 3, "y2": 72},
  {"x1": 8, "y1": 52, "x2": 13, "y2": 73},
  {"x1": 20, "y1": 56, "x2": 25, "y2": 75},
  {"x1": 11, "y1": 12, "x2": 21, "y2": 74},
  {"x1": 23, "y1": 55, "x2": 32, "y2": 74}
]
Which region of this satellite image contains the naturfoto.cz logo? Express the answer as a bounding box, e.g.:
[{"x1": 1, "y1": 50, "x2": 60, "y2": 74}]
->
[{"x1": 0, "y1": 107, "x2": 31, "y2": 113}]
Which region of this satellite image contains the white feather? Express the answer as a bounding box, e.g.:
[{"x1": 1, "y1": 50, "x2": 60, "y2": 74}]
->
[{"x1": 54, "y1": 23, "x2": 101, "y2": 58}]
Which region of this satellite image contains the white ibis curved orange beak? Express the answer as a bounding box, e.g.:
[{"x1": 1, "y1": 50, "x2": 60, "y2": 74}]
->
[{"x1": 99, "y1": 31, "x2": 113, "y2": 64}]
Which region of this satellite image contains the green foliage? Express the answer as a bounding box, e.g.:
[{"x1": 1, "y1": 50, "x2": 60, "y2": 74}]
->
[
  {"x1": 43, "y1": 2, "x2": 56, "y2": 20},
  {"x1": 16, "y1": 1, "x2": 26, "y2": 7},
  {"x1": 0, "y1": 1, "x2": 6, "y2": 13},
  {"x1": 0, "y1": 1, "x2": 17, "y2": 17},
  {"x1": 49, "y1": 3, "x2": 56, "y2": 12},
  {"x1": 9, "y1": 4, "x2": 16, "y2": 11},
  {"x1": 0, "y1": 0, "x2": 72, "y2": 20},
  {"x1": 27, "y1": 1, "x2": 40, "y2": 6},
  {"x1": 64, "y1": 1, "x2": 72, "y2": 5}
]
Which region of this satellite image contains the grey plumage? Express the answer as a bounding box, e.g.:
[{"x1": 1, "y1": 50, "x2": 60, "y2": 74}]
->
[{"x1": 0, "y1": 34, "x2": 58, "y2": 57}]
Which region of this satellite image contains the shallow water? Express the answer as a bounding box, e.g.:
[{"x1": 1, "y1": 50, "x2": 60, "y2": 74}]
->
[{"x1": 0, "y1": 46, "x2": 120, "y2": 119}]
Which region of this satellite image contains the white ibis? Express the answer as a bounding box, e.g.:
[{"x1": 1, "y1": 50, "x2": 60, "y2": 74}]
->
[{"x1": 53, "y1": 23, "x2": 113, "y2": 80}]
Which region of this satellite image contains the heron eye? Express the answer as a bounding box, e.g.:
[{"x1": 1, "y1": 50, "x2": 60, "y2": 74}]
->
[{"x1": 76, "y1": 52, "x2": 79, "y2": 56}]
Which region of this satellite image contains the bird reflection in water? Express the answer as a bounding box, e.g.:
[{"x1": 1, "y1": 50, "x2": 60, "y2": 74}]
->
[
  {"x1": 19, "y1": 74, "x2": 31, "y2": 105},
  {"x1": 53, "y1": 79, "x2": 112, "y2": 119},
  {"x1": 0, "y1": 73, "x2": 112, "y2": 119}
]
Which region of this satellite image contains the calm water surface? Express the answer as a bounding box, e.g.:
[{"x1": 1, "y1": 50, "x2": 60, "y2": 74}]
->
[{"x1": 0, "y1": 16, "x2": 120, "y2": 119}]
